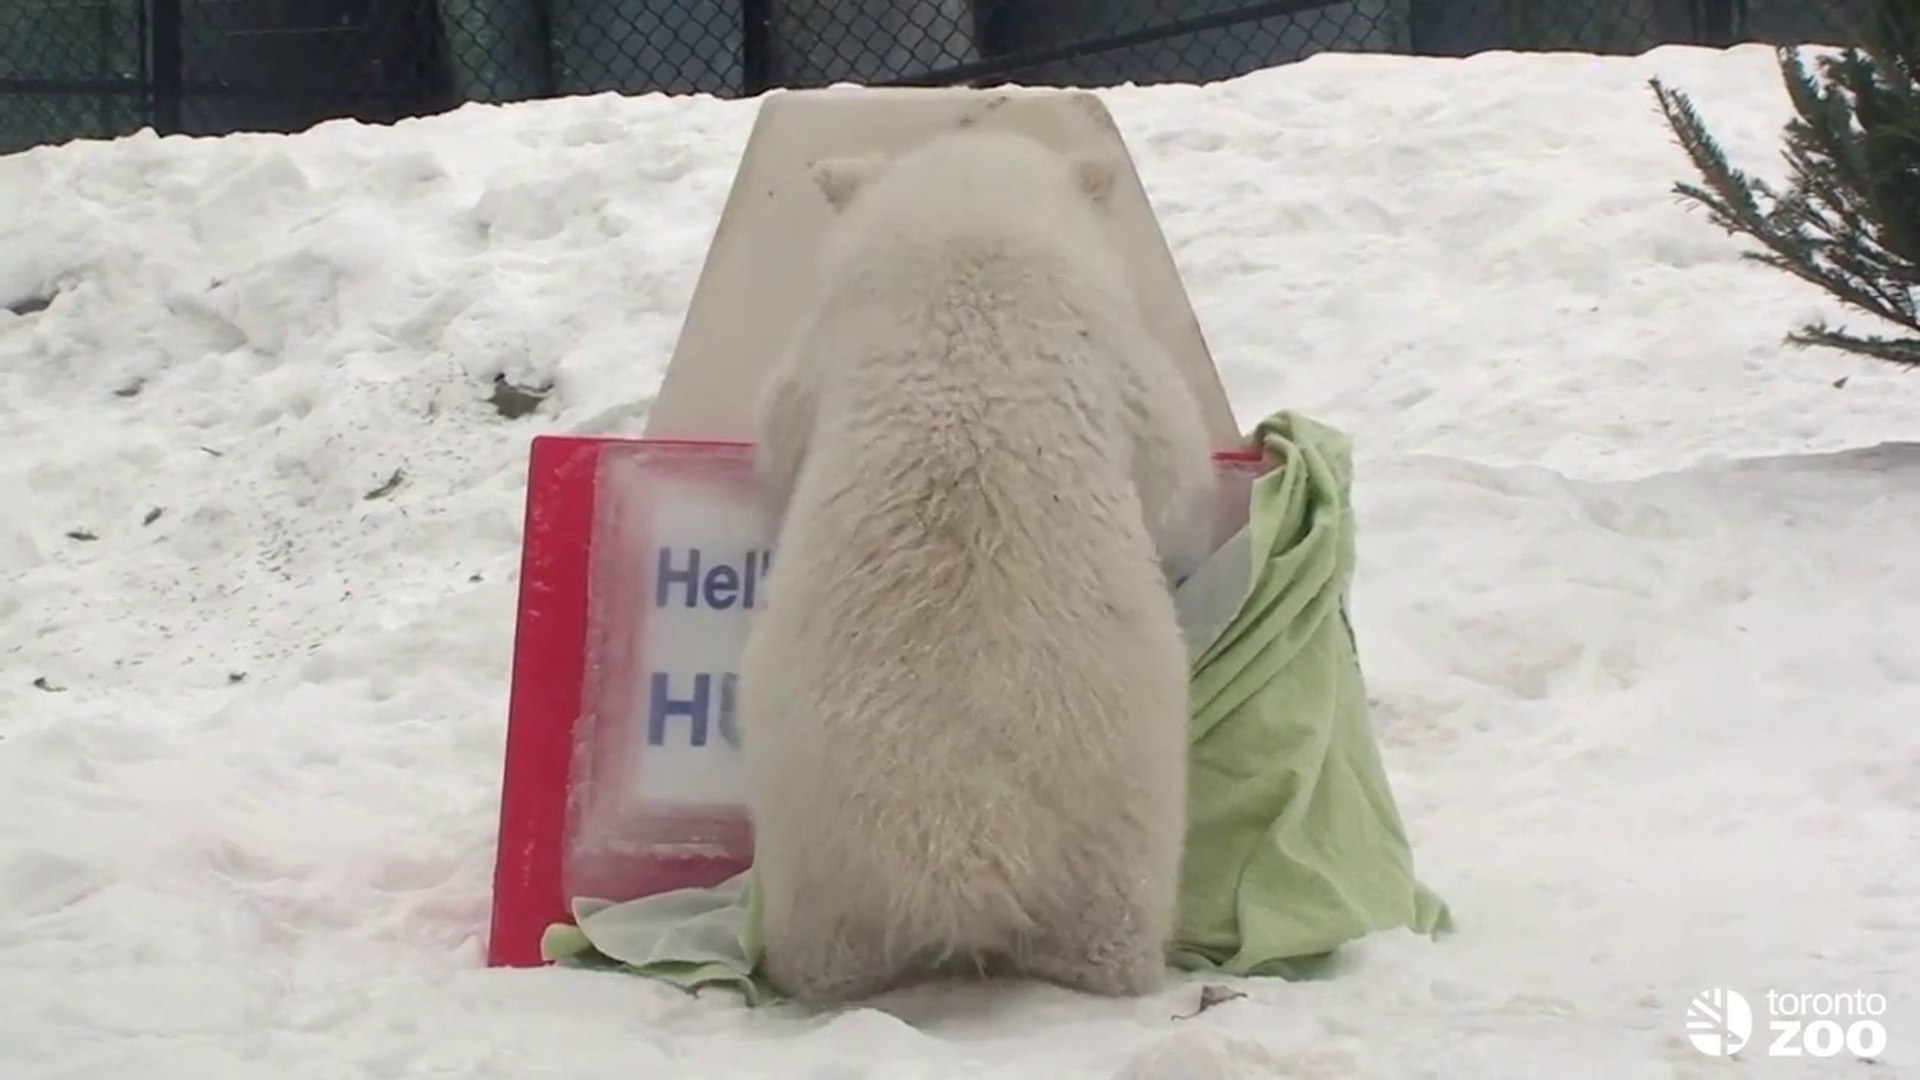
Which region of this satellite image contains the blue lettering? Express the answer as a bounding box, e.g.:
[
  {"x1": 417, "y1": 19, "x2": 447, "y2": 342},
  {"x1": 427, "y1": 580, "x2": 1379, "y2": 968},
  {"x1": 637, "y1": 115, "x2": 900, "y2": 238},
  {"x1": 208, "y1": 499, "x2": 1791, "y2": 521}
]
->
[
  {"x1": 746, "y1": 550, "x2": 769, "y2": 608},
  {"x1": 704, "y1": 563, "x2": 740, "y2": 609},
  {"x1": 648, "y1": 671, "x2": 711, "y2": 746},
  {"x1": 655, "y1": 546, "x2": 700, "y2": 609},
  {"x1": 717, "y1": 673, "x2": 740, "y2": 748},
  {"x1": 646, "y1": 670, "x2": 743, "y2": 748},
  {"x1": 653, "y1": 547, "x2": 776, "y2": 610}
]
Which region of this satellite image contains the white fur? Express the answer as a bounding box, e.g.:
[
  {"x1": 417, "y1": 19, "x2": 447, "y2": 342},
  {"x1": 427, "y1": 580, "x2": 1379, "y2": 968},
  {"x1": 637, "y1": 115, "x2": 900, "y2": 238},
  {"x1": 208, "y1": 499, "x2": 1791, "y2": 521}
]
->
[{"x1": 738, "y1": 125, "x2": 1216, "y2": 1008}]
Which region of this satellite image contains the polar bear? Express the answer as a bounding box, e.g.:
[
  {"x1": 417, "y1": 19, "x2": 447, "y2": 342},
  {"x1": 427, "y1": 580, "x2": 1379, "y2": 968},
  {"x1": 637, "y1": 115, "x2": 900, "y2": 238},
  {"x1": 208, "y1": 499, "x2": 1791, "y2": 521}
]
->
[{"x1": 736, "y1": 125, "x2": 1217, "y2": 1008}]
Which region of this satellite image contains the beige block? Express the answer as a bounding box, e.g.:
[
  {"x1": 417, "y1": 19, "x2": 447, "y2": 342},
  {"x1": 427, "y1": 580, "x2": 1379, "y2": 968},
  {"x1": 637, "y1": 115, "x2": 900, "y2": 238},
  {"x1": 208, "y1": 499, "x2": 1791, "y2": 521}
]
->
[{"x1": 645, "y1": 84, "x2": 1241, "y2": 450}]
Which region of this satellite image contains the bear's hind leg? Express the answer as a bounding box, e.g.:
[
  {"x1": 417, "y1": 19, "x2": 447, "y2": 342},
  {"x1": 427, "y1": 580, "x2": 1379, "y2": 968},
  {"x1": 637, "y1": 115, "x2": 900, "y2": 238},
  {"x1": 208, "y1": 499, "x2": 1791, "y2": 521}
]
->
[
  {"x1": 1009, "y1": 871, "x2": 1174, "y2": 998},
  {"x1": 759, "y1": 874, "x2": 959, "y2": 1010},
  {"x1": 762, "y1": 913, "x2": 912, "y2": 1009}
]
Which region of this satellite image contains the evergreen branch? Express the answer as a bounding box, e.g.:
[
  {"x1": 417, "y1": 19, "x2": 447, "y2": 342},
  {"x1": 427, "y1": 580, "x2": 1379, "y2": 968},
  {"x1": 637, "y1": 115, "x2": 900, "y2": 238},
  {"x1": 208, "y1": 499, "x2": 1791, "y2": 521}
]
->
[
  {"x1": 1744, "y1": 190, "x2": 1919, "y2": 325},
  {"x1": 1781, "y1": 165, "x2": 1920, "y2": 293},
  {"x1": 1649, "y1": 10, "x2": 1920, "y2": 372},
  {"x1": 1739, "y1": 243, "x2": 1917, "y2": 331},
  {"x1": 1788, "y1": 322, "x2": 1920, "y2": 368},
  {"x1": 1650, "y1": 80, "x2": 1773, "y2": 231}
]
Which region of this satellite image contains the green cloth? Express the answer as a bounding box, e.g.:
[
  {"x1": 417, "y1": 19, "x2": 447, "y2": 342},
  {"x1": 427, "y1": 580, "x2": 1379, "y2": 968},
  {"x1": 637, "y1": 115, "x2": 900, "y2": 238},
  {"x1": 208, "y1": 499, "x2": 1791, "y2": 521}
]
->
[
  {"x1": 542, "y1": 409, "x2": 1451, "y2": 1000},
  {"x1": 542, "y1": 878, "x2": 772, "y2": 1004}
]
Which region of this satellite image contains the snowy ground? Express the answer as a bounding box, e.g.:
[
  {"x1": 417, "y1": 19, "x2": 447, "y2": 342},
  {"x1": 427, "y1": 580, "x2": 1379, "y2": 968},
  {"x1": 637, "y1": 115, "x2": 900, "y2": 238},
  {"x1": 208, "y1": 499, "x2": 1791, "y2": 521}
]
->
[{"x1": 2, "y1": 41, "x2": 1917, "y2": 1080}]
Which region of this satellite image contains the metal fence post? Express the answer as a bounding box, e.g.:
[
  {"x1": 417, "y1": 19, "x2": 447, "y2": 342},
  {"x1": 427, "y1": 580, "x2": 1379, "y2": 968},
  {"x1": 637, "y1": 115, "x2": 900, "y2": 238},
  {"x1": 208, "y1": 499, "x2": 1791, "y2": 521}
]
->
[
  {"x1": 743, "y1": 0, "x2": 771, "y2": 94},
  {"x1": 149, "y1": 0, "x2": 182, "y2": 135}
]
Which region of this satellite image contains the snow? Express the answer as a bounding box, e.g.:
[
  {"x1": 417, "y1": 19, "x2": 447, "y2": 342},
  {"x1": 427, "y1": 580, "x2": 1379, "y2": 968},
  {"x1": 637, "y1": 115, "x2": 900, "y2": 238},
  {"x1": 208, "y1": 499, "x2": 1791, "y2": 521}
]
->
[{"x1": 2, "y1": 40, "x2": 1917, "y2": 1080}]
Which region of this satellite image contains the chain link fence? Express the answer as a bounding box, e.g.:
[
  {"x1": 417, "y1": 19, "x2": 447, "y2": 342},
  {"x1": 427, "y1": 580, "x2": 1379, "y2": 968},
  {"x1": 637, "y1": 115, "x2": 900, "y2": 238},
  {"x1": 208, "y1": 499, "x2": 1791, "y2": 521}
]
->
[{"x1": 0, "y1": 0, "x2": 1877, "y2": 155}]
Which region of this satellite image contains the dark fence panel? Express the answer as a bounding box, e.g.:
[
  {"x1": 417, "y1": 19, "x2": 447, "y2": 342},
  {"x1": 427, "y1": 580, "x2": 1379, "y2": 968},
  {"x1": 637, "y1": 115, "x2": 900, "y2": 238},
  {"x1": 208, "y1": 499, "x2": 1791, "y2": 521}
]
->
[
  {"x1": 1, "y1": 0, "x2": 147, "y2": 151},
  {"x1": 168, "y1": 0, "x2": 461, "y2": 135},
  {"x1": 0, "y1": 0, "x2": 1871, "y2": 155}
]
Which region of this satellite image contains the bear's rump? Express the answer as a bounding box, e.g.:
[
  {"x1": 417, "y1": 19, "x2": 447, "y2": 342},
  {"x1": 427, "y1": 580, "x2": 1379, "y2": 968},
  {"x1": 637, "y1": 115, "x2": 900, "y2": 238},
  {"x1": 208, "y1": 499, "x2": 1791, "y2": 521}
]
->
[{"x1": 782, "y1": 558, "x2": 1189, "y2": 832}]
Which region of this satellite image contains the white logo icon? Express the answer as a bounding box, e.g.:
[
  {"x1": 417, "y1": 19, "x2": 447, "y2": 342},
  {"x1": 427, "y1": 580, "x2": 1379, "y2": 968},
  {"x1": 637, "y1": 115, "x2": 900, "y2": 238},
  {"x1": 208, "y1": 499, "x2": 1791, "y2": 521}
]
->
[{"x1": 1687, "y1": 988, "x2": 1754, "y2": 1056}]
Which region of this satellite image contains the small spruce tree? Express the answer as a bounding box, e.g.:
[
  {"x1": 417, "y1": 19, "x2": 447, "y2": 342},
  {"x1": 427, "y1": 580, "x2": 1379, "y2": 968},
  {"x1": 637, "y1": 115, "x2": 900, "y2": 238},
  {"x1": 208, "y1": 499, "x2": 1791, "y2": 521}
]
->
[{"x1": 1650, "y1": 0, "x2": 1920, "y2": 369}]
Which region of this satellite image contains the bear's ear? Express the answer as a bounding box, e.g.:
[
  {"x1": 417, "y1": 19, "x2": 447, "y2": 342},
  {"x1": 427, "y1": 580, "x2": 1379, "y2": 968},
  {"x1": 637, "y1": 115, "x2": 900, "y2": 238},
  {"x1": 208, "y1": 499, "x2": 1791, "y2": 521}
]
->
[
  {"x1": 810, "y1": 154, "x2": 888, "y2": 213},
  {"x1": 1072, "y1": 153, "x2": 1122, "y2": 206}
]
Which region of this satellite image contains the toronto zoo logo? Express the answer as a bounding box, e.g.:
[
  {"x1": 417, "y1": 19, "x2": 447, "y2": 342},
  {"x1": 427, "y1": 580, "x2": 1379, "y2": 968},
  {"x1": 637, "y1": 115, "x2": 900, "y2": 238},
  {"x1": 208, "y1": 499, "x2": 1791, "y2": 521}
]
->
[
  {"x1": 1687, "y1": 987, "x2": 1890, "y2": 1060},
  {"x1": 1686, "y1": 987, "x2": 1754, "y2": 1056}
]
